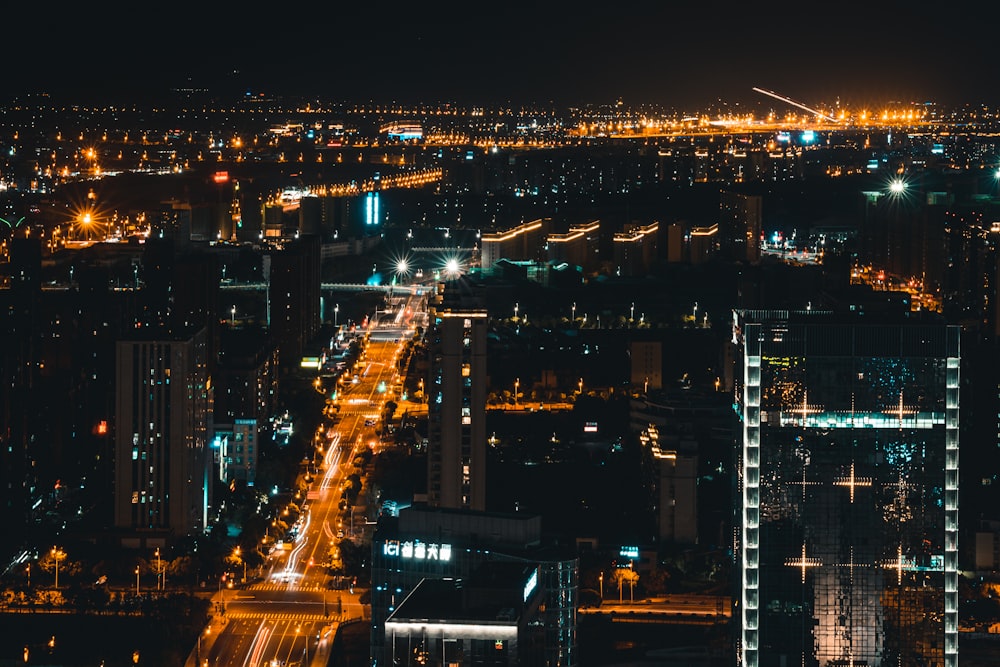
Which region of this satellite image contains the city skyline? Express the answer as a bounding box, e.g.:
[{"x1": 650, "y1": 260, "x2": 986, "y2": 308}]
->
[{"x1": 5, "y1": 2, "x2": 996, "y2": 109}]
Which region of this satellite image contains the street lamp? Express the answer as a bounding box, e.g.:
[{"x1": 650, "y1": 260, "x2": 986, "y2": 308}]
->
[
  {"x1": 630, "y1": 302, "x2": 635, "y2": 323},
  {"x1": 514, "y1": 378, "x2": 520, "y2": 407},
  {"x1": 571, "y1": 302, "x2": 576, "y2": 323},
  {"x1": 598, "y1": 571, "x2": 603, "y2": 599},
  {"x1": 235, "y1": 547, "x2": 246, "y2": 583},
  {"x1": 135, "y1": 566, "x2": 140, "y2": 597},
  {"x1": 514, "y1": 302, "x2": 519, "y2": 320},
  {"x1": 155, "y1": 548, "x2": 161, "y2": 591},
  {"x1": 231, "y1": 305, "x2": 236, "y2": 325},
  {"x1": 334, "y1": 304, "x2": 339, "y2": 328},
  {"x1": 51, "y1": 547, "x2": 64, "y2": 589},
  {"x1": 578, "y1": 378, "x2": 584, "y2": 395}
]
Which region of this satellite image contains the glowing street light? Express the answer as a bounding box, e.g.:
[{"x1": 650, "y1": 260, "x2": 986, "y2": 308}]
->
[
  {"x1": 888, "y1": 177, "x2": 907, "y2": 195},
  {"x1": 334, "y1": 303, "x2": 339, "y2": 328},
  {"x1": 231, "y1": 305, "x2": 236, "y2": 325},
  {"x1": 135, "y1": 566, "x2": 141, "y2": 597},
  {"x1": 51, "y1": 547, "x2": 65, "y2": 589},
  {"x1": 234, "y1": 547, "x2": 246, "y2": 583},
  {"x1": 630, "y1": 302, "x2": 635, "y2": 323},
  {"x1": 571, "y1": 302, "x2": 577, "y2": 322},
  {"x1": 514, "y1": 378, "x2": 520, "y2": 407}
]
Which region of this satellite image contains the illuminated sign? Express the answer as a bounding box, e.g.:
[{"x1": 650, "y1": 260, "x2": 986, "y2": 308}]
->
[
  {"x1": 800, "y1": 130, "x2": 815, "y2": 143},
  {"x1": 213, "y1": 171, "x2": 229, "y2": 184},
  {"x1": 382, "y1": 540, "x2": 452, "y2": 562},
  {"x1": 583, "y1": 421, "x2": 598, "y2": 433},
  {"x1": 620, "y1": 546, "x2": 640, "y2": 559},
  {"x1": 300, "y1": 357, "x2": 321, "y2": 369},
  {"x1": 365, "y1": 191, "x2": 380, "y2": 226},
  {"x1": 523, "y1": 567, "x2": 538, "y2": 601}
]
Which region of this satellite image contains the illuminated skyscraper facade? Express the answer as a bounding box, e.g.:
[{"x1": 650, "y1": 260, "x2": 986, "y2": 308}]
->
[{"x1": 734, "y1": 310, "x2": 959, "y2": 667}]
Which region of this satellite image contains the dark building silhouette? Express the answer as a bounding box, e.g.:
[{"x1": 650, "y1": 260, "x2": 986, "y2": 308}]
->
[
  {"x1": 266, "y1": 234, "x2": 321, "y2": 364},
  {"x1": 425, "y1": 279, "x2": 488, "y2": 511},
  {"x1": 114, "y1": 326, "x2": 212, "y2": 540}
]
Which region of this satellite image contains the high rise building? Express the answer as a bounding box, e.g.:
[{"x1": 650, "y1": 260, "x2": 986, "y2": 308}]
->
[
  {"x1": 720, "y1": 191, "x2": 762, "y2": 264},
  {"x1": 612, "y1": 222, "x2": 659, "y2": 276},
  {"x1": 546, "y1": 220, "x2": 601, "y2": 272},
  {"x1": 267, "y1": 234, "x2": 321, "y2": 363},
  {"x1": 480, "y1": 218, "x2": 551, "y2": 274},
  {"x1": 733, "y1": 310, "x2": 959, "y2": 667},
  {"x1": 425, "y1": 280, "x2": 487, "y2": 511},
  {"x1": 114, "y1": 326, "x2": 212, "y2": 539}
]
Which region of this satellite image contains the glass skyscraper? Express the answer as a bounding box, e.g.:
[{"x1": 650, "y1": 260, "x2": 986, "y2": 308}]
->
[{"x1": 733, "y1": 310, "x2": 959, "y2": 667}]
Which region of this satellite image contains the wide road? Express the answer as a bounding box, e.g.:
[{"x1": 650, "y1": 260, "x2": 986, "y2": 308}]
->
[{"x1": 187, "y1": 293, "x2": 422, "y2": 667}]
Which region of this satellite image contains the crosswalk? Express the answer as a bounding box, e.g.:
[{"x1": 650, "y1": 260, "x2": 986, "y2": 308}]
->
[
  {"x1": 224, "y1": 610, "x2": 347, "y2": 622},
  {"x1": 246, "y1": 582, "x2": 332, "y2": 593}
]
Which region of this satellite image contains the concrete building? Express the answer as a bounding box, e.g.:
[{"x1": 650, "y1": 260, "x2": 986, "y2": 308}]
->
[
  {"x1": 425, "y1": 280, "x2": 488, "y2": 511},
  {"x1": 114, "y1": 326, "x2": 212, "y2": 538}
]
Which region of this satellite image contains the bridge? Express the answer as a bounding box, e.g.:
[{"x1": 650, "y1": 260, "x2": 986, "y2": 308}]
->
[{"x1": 219, "y1": 282, "x2": 430, "y2": 295}]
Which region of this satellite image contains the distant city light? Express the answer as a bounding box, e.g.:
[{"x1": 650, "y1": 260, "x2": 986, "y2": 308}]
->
[{"x1": 888, "y1": 178, "x2": 907, "y2": 194}]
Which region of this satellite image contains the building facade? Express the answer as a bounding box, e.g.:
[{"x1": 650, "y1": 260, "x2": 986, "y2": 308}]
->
[
  {"x1": 371, "y1": 506, "x2": 577, "y2": 667},
  {"x1": 114, "y1": 327, "x2": 212, "y2": 537},
  {"x1": 733, "y1": 310, "x2": 959, "y2": 667},
  {"x1": 425, "y1": 280, "x2": 488, "y2": 511}
]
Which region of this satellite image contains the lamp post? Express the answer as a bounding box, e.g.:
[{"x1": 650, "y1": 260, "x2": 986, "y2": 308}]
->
[
  {"x1": 514, "y1": 378, "x2": 520, "y2": 407},
  {"x1": 235, "y1": 547, "x2": 246, "y2": 583},
  {"x1": 598, "y1": 571, "x2": 603, "y2": 599},
  {"x1": 51, "y1": 547, "x2": 63, "y2": 589},
  {"x1": 231, "y1": 305, "x2": 236, "y2": 325},
  {"x1": 578, "y1": 378, "x2": 584, "y2": 395},
  {"x1": 630, "y1": 302, "x2": 635, "y2": 323},
  {"x1": 134, "y1": 566, "x2": 140, "y2": 597},
  {"x1": 514, "y1": 302, "x2": 519, "y2": 320},
  {"x1": 334, "y1": 304, "x2": 339, "y2": 328},
  {"x1": 571, "y1": 302, "x2": 577, "y2": 323},
  {"x1": 155, "y1": 548, "x2": 161, "y2": 591}
]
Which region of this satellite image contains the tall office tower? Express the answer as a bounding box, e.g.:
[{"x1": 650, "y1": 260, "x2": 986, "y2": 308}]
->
[
  {"x1": 720, "y1": 190, "x2": 762, "y2": 264},
  {"x1": 267, "y1": 234, "x2": 321, "y2": 363},
  {"x1": 114, "y1": 326, "x2": 212, "y2": 538},
  {"x1": 733, "y1": 310, "x2": 959, "y2": 667},
  {"x1": 425, "y1": 280, "x2": 487, "y2": 511}
]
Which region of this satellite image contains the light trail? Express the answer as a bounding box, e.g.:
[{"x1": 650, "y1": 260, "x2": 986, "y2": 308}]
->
[
  {"x1": 244, "y1": 620, "x2": 272, "y2": 667},
  {"x1": 753, "y1": 87, "x2": 839, "y2": 123}
]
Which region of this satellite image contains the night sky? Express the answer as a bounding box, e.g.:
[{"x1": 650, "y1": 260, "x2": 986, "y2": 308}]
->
[{"x1": 5, "y1": 1, "x2": 995, "y2": 109}]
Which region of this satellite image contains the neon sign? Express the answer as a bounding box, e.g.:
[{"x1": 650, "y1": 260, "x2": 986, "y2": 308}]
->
[
  {"x1": 523, "y1": 568, "x2": 538, "y2": 601},
  {"x1": 382, "y1": 539, "x2": 452, "y2": 562}
]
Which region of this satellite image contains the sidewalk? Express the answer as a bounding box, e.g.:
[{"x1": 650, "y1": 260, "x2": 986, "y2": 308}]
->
[{"x1": 184, "y1": 590, "x2": 225, "y2": 667}]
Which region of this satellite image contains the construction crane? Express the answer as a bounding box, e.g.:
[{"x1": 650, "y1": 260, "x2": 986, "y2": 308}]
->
[{"x1": 753, "y1": 87, "x2": 839, "y2": 123}]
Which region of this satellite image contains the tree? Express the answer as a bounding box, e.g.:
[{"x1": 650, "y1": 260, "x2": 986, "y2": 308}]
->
[{"x1": 611, "y1": 566, "x2": 639, "y2": 601}]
